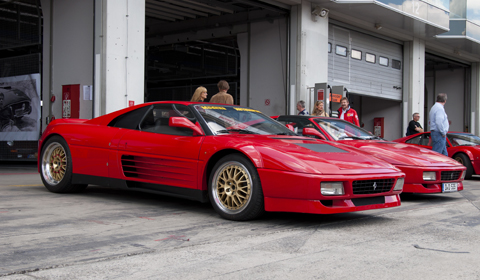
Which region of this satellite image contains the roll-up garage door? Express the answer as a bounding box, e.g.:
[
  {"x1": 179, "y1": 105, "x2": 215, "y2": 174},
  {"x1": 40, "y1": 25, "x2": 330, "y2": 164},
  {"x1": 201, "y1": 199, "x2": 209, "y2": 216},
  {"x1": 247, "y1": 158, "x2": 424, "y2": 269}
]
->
[{"x1": 328, "y1": 25, "x2": 403, "y2": 101}]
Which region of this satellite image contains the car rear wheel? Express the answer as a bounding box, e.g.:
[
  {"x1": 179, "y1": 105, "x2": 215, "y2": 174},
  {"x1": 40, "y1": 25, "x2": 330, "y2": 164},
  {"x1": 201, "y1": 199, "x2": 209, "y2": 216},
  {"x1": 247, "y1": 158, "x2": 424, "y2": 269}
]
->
[
  {"x1": 209, "y1": 154, "x2": 264, "y2": 221},
  {"x1": 454, "y1": 153, "x2": 473, "y2": 179},
  {"x1": 40, "y1": 136, "x2": 87, "y2": 193}
]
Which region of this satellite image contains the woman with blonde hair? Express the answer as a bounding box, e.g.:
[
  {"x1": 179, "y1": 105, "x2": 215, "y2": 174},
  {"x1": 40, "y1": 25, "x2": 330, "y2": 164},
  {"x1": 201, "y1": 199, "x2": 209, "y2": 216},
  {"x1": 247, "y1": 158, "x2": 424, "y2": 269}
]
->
[
  {"x1": 190, "y1": 86, "x2": 208, "y2": 102},
  {"x1": 312, "y1": 100, "x2": 329, "y2": 117}
]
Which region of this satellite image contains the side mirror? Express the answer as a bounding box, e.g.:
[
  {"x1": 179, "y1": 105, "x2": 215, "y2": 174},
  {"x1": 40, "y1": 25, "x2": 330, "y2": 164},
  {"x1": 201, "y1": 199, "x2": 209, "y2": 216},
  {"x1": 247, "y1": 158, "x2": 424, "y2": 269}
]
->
[
  {"x1": 303, "y1": 127, "x2": 326, "y2": 140},
  {"x1": 169, "y1": 117, "x2": 204, "y2": 136},
  {"x1": 285, "y1": 124, "x2": 294, "y2": 132}
]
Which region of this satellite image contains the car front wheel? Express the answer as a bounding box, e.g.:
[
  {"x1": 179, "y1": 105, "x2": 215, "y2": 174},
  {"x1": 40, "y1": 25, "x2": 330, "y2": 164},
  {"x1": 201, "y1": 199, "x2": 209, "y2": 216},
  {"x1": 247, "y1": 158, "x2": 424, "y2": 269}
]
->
[
  {"x1": 40, "y1": 136, "x2": 87, "y2": 193},
  {"x1": 209, "y1": 154, "x2": 264, "y2": 221}
]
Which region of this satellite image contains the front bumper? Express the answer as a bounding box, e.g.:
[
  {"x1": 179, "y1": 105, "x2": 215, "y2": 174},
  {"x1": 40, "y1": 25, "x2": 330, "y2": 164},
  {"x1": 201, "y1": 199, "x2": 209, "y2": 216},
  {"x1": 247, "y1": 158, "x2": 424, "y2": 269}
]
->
[
  {"x1": 258, "y1": 169, "x2": 404, "y2": 214},
  {"x1": 396, "y1": 165, "x2": 465, "y2": 193}
]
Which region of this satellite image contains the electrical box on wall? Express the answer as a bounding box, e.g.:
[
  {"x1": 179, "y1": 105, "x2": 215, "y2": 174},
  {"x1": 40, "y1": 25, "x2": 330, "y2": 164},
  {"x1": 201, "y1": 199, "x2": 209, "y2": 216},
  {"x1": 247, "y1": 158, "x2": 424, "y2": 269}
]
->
[
  {"x1": 62, "y1": 84, "x2": 80, "y2": 118},
  {"x1": 374, "y1": 117, "x2": 384, "y2": 138}
]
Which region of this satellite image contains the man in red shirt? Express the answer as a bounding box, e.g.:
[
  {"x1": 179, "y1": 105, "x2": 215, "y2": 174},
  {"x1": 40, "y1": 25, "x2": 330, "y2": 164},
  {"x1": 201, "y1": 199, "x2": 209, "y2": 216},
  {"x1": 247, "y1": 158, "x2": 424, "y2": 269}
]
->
[{"x1": 337, "y1": 97, "x2": 359, "y2": 126}]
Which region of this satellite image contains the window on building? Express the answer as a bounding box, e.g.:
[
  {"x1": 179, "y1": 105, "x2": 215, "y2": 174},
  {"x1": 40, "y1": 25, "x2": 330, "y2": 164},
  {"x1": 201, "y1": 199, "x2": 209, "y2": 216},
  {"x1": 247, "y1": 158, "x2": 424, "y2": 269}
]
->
[
  {"x1": 351, "y1": 49, "x2": 362, "y2": 60},
  {"x1": 392, "y1": 59, "x2": 402, "y2": 70},
  {"x1": 328, "y1": 43, "x2": 332, "y2": 53},
  {"x1": 336, "y1": 45, "x2": 347, "y2": 57},
  {"x1": 379, "y1": 56, "x2": 389, "y2": 66},
  {"x1": 366, "y1": 53, "x2": 376, "y2": 64}
]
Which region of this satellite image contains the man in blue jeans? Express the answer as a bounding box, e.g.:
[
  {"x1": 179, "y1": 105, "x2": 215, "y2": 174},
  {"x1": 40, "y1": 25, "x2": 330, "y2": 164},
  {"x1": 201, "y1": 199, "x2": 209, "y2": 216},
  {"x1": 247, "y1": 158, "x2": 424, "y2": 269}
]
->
[{"x1": 428, "y1": 93, "x2": 449, "y2": 156}]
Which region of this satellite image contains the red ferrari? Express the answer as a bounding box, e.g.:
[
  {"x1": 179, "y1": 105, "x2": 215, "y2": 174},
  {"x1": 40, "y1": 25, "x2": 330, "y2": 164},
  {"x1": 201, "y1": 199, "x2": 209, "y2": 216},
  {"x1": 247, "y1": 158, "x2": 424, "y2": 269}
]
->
[
  {"x1": 394, "y1": 131, "x2": 480, "y2": 179},
  {"x1": 273, "y1": 115, "x2": 466, "y2": 194},
  {"x1": 38, "y1": 102, "x2": 405, "y2": 221}
]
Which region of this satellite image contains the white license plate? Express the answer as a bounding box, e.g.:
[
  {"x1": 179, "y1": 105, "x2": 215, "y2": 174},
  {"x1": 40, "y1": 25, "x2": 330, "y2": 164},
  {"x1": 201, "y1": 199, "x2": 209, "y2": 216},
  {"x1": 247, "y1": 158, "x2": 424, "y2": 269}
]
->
[{"x1": 442, "y1": 183, "x2": 458, "y2": 193}]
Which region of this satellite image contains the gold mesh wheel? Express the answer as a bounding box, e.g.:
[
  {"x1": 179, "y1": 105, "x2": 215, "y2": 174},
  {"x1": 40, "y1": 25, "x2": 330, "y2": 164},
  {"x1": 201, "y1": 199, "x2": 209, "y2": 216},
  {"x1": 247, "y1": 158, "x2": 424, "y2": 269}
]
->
[
  {"x1": 212, "y1": 161, "x2": 252, "y2": 214},
  {"x1": 42, "y1": 142, "x2": 67, "y2": 185},
  {"x1": 455, "y1": 156, "x2": 464, "y2": 165}
]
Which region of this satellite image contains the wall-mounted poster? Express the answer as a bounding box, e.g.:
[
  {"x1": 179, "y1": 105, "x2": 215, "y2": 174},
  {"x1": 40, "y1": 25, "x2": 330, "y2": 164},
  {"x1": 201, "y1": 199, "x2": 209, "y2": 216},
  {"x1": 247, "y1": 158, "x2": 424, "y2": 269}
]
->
[{"x1": 0, "y1": 74, "x2": 41, "y2": 141}]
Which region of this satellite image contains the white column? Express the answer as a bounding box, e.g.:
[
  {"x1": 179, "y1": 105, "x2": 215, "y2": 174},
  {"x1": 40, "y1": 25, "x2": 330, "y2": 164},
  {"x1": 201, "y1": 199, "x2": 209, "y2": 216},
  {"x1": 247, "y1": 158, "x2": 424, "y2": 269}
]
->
[
  {"x1": 471, "y1": 63, "x2": 480, "y2": 135},
  {"x1": 290, "y1": 0, "x2": 328, "y2": 114},
  {"x1": 96, "y1": 0, "x2": 145, "y2": 116},
  {"x1": 403, "y1": 38, "x2": 425, "y2": 131}
]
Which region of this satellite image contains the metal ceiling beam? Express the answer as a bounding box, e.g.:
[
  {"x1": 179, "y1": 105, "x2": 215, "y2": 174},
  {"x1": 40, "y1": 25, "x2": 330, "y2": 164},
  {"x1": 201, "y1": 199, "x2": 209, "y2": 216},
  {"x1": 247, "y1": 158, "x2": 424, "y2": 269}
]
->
[
  {"x1": 234, "y1": 0, "x2": 289, "y2": 13},
  {"x1": 147, "y1": 8, "x2": 184, "y2": 20},
  {"x1": 160, "y1": 0, "x2": 222, "y2": 16},
  {"x1": 146, "y1": 3, "x2": 195, "y2": 19},
  {"x1": 146, "y1": 0, "x2": 208, "y2": 17},
  {"x1": 181, "y1": 0, "x2": 234, "y2": 14},
  {"x1": 146, "y1": 11, "x2": 177, "y2": 21}
]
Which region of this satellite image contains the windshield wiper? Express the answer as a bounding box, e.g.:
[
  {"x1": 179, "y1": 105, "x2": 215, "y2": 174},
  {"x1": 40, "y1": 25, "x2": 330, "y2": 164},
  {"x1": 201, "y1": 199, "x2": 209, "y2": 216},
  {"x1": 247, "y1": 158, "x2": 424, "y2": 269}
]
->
[
  {"x1": 217, "y1": 129, "x2": 258, "y2": 134},
  {"x1": 338, "y1": 135, "x2": 365, "y2": 140},
  {"x1": 365, "y1": 136, "x2": 383, "y2": 140},
  {"x1": 275, "y1": 132, "x2": 295, "y2": 135}
]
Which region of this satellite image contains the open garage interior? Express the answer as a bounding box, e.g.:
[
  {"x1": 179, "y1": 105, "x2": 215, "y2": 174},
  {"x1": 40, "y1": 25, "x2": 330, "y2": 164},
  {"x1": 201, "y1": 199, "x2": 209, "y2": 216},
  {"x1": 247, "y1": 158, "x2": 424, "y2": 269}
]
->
[
  {"x1": 425, "y1": 53, "x2": 471, "y2": 132},
  {"x1": 144, "y1": 0, "x2": 289, "y2": 103}
]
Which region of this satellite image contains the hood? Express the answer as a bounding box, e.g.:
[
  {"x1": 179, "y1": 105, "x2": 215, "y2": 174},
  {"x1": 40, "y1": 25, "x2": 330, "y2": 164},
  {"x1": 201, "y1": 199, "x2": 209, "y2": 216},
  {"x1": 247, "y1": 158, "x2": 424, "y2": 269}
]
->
[
  {"x1": 221, "y1": 135, "x2": 401, "y2": 175},
  {"x1": 340, "y1": 140, "x2": 462, "y2": 167}
]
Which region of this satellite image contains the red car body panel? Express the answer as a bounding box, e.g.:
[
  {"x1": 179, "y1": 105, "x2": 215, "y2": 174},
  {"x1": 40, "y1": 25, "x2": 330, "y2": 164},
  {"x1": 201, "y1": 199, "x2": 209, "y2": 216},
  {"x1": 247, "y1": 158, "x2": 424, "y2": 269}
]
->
[
  {"x1": 394, "y1": 131, "x2": 480, "y2": 176},
  {"x1": 273, "y1": 115, "x2": 465, "y2": 194},
  {"x1": 260, "y1": 170, "x2": 401, "y2": 213},
  {"x1": 38, "y1": 102, "x2": 406, "y2": 215}
]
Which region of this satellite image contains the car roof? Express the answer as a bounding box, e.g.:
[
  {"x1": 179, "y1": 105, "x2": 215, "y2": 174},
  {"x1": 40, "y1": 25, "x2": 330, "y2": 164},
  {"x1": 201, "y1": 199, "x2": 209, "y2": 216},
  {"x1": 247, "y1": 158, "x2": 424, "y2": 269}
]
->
[{"x1": 85, "y1": 101, "x2": 243, "y2": 125}]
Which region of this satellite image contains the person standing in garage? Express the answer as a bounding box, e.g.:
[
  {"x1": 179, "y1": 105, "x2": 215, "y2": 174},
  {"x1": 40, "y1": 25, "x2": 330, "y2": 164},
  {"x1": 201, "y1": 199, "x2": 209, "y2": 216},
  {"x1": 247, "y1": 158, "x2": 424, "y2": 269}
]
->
[
  {"x1": 312, "y1": 100, "x2": 329, "y2": 117},
  {"x1": 190, "y1": 86, "x2": 208, "y2": 102},
  {"x1": 406, "y1": 112, "x2": 424, "y2": 136},
  {"x1": 428, "y1": 93, "x2": 449, "y2": 156},
  {"x1": 296, "y1": 100, "x2": 309, "y2": 115},
  {"x1": 210, "y1": 80, "x2": 234, "y2": 105},
  {"x1": 337, "y1": 97, "x2": 359, "y2": 126}
]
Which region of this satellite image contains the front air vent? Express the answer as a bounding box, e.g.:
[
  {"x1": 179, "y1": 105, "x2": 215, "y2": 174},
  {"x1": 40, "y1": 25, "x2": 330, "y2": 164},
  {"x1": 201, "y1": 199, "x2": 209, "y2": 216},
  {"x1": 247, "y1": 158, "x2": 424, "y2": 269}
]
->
[
  {"x1": 352, "y1": 179, "x2": 394, "y2": 194},
  {"x1": 441, "y1": 171, "x2": 462, "y2": 181}
]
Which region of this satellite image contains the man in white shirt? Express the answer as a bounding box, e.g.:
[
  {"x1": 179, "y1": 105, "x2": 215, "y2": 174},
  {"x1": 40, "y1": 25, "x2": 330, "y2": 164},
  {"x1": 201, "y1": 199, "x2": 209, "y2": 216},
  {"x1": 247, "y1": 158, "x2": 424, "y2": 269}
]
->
[{"x1": 428, "y1": 93, "x2": 449, "y2": 156}]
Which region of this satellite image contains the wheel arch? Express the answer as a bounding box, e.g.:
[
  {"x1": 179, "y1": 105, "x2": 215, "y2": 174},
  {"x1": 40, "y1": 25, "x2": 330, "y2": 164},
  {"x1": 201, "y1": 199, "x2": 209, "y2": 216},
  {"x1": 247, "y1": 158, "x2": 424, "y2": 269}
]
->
[
  {"x1": 201, "y1": 148, "x2": 261, "y2": 191},
  {"x1": 37, "y1": 133, "x2": 67, "y2": 173},
  {"x1": 452, "y1": 150, "x2": 474, "y2": 162}
]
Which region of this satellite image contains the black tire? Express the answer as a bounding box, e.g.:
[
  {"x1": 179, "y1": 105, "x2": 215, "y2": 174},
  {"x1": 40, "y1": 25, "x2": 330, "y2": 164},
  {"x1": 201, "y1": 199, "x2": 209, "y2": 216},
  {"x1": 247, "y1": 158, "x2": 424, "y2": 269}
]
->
[
  {"x1": 454, "y1": 153, "x2": 473, "y2": 179},
  {"x1": 40, "y1": 136, "x2": 87, "y2": 193},
  {"x1": 209, "y1": 154, "x2": 265, "y2": 221}
]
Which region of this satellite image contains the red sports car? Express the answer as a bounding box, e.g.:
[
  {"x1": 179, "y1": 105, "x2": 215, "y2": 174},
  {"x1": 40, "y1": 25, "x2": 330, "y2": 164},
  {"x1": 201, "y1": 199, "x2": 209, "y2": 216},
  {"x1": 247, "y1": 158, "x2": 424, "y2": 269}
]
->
[
  {"x1": 38, "y1": 102, "x2": 405, "y2": 221},
  {"x1": 394, "y1": 131, "x2": 480, "y2": 179},
  {"x1": 273, "y1": 115, "x2": 466, "y2": 194}
]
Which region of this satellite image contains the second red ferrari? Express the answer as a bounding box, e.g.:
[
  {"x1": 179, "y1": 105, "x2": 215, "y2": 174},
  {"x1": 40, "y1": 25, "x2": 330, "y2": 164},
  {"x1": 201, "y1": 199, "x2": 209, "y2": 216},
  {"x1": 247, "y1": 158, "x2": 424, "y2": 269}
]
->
[{"x1": 273, "y1": 115, "x2": 466, "y2": 194}]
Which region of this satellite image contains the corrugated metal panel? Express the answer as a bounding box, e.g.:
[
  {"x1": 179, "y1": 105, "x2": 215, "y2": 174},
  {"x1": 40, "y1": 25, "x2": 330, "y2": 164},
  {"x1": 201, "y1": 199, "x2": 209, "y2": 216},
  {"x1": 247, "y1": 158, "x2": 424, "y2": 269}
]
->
[{"x1": 328, "y1": 25, "x2": 403, "y2": 101}]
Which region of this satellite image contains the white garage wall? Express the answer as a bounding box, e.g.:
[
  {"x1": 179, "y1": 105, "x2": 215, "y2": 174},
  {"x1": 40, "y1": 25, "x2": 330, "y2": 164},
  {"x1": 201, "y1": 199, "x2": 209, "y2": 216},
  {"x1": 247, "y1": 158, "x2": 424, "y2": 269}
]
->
[
  {"x1": 360, "y1": 96, "x2": 403, "y2": 140},
  {"x1": 238, "y1": 19, "x2": 288, "y2": 116},
  {"x1": 41, "y1": 0, "x2": 94, "y2": 122}
]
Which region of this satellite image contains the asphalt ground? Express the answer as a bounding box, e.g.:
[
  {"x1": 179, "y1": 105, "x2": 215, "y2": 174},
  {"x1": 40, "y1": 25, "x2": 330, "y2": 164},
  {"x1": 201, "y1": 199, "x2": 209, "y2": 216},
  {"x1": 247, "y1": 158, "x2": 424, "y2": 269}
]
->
[{"x1": 1, "y1": 162, "x2": 479, "y2": 279}]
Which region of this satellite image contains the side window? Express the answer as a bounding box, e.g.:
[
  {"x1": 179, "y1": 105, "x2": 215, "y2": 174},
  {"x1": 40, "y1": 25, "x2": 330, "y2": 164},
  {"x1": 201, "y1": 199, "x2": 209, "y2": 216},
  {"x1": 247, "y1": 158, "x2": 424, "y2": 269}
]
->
[
  {"x1": 109, "y1": 106, "x2": 150, "y2": 129},
  {"x1": 139, "y1": 104, "x2": 197, "y2": 136},
  {"x1": 276, "y1": 118, "x2": 299, "y2": 134},
  {"x1": 406, "y1": 135, "x2": 422, "y2": 145},
  {"x1": 421, "y1": 134, "x2": 432, "y2": 146},
  {"x1": 277, "y1": 118, "x2": 324, "y2": 138}
]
